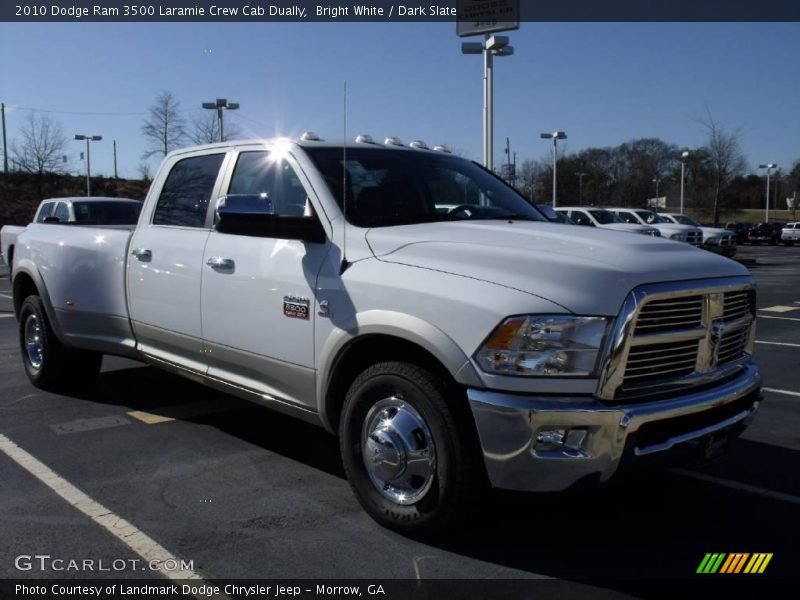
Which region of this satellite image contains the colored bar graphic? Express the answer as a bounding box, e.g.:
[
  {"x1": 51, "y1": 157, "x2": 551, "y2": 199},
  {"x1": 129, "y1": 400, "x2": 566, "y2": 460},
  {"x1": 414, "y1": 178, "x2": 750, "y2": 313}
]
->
[{"x1": 699, "y1": 552, "x2": 773, "y2": 574}]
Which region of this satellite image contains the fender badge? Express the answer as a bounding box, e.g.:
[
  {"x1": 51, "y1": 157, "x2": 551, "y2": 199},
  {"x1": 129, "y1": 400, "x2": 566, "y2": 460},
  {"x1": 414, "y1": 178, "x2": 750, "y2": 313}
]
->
[{"x1": 283, "y1": 295, "x2": 310, "y2": 320}]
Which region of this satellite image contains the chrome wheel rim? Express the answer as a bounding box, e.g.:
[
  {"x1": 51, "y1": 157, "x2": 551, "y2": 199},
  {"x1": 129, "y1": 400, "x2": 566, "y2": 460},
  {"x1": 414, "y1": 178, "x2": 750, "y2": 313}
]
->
[
  {"x1": 361, "y1": 396, "x2": 436, "y2": 505},
  {"x1": 24, "y1": 313, "x2": 44, "y2": 370}
]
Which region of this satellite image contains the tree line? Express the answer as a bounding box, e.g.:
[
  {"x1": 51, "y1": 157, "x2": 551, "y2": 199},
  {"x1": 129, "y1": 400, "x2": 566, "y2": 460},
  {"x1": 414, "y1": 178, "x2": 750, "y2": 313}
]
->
[
  {"x1": 513, "y1": 113, "x2": 799, "y2": 224},
  {"x1": 6, "y1": 91, "x2": 241, "y2": 181}
]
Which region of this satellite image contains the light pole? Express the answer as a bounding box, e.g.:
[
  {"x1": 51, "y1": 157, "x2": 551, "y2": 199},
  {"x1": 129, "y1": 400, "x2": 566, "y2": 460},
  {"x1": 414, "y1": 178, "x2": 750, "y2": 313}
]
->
[
  {"x1": 680, "y1": 150, "x2": 690, "y2": 214},
  {"x1": 652, "y1": 176, "x2": 661, "y2": 200},
  {"x1": 576, "y1": 172, "x2": 587, "y2": 204},
  {"x1": 74, "y1": 134, "x2": 102, "y2": 196},
  {"x1": 540, "y1": 131, "x2": 567, "y2": 207},
  {"x1": 462, "y1": 36, "x2": 514, "y2": 170},
  {"x1": 758, "y1": 163, "x2": 777, "y2": 222},
  {"x1": 201, "y1": 98, "x2": 240, "y2": 143}
]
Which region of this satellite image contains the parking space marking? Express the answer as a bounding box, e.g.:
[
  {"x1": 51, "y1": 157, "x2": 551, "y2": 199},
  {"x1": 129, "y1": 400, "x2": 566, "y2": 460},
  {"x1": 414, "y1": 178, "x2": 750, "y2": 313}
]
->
[
  {"x1": 763, "y1": 387, "x2": 800, "y2": 398},
  {"x1": 759, "y1": 305, "x2": 800, "y2": 313},
  {"x1": 127, "y1": 399, "x2": 241, "y2": 425},
  {"x1": 0, "y1": 293, "x2": 12, "y2": 299},
  {"x1": 0, "y1": 432, "x2": 206, "y2": 581},
  {"x1": 758, "y1": 314, "x2": 800, "y2": 322},
  {"x1": 0, "y1": 314, "x2": 14, "y2": 319},
  {"x1": 673, "y1": 469, "x2": 800, "y2": 506},
  {"x1": 755, "y1": 340, "x2": 800, "y2": 348}
]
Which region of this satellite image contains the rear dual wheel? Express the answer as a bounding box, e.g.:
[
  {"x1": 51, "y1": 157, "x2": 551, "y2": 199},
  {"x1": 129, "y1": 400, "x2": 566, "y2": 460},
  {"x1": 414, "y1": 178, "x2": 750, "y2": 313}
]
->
[{"x1": 19, "y1": 295, "x2": 103, "y2": 390}]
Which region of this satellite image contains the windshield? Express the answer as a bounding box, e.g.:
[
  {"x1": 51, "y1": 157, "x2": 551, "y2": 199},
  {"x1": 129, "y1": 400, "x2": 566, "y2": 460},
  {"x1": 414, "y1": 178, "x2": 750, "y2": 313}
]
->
[
  {"x1": 588, "y1": 209, "x2": 623, "y2": 224},
  {"x1": 73, "y1": 201, "x2": 141, "y2": 225},
  {"x1": 635, "y1": 210, "x2": 668, "y2": 224},
  {"x1": 671, "y1": 214, "x2": 700, "y2": 226},
  {"x1": 304, "y1": 147, "x2": 546, "y2": 227}
]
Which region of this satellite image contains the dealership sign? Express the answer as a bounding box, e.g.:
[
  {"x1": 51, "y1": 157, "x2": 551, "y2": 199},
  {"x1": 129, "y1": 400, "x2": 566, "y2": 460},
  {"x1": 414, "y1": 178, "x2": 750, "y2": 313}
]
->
[{"x1": 456, "y1": 0, "x2": 520, "y2": 37}]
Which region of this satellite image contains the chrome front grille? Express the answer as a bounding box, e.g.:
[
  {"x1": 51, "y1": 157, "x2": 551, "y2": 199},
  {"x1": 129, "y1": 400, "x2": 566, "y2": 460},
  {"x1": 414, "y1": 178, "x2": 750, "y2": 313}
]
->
[
  {"x1": 687, "y1": 230, "x2": 703, "y2": 245},
  {"x1": 719, "y1": 235, "x2": 735, "y2": 247},
  {"x1": 634, "y1": 296, "x2": 703, "y2": 334},
  {"x1": 598, "y1": 277, "x2": 756, "y2": 401}
]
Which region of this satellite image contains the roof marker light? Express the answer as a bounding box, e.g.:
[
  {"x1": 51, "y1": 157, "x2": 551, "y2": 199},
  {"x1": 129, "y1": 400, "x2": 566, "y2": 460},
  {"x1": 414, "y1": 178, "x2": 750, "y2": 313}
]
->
[
  {"x1": 409, "y1": 140, "x2": 428, "y2": 150},
  {"x1": 384, "y1": 136, "x2": 404, "y2": 146},
  {"x1": 433, "y1": 145, "x2": 451, "y2": 153},
  {"x1": 300, "y1": 131, "x2": 322, "y2": 141},
  {"x1": 355, "y1": 134, "x2": 375, "y2": 144}
]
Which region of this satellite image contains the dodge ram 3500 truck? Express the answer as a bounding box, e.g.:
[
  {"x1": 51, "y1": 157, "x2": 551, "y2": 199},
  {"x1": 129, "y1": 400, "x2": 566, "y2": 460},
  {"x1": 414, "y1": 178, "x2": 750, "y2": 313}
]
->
[{"x1": 10, "y1": 137, "x2": 762, "y2": 533}]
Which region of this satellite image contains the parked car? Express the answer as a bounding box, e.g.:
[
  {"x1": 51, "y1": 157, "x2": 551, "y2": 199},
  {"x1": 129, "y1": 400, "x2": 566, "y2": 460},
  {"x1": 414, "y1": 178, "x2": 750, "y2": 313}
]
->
[
  {"x1": 659, "y1": 213, "x2": 736, "y2": 257},
  {"x1": 608, "y1": 208, "x2": 703, "y2": 246},
  {"x1": 555, "y1": 206, "x2": 660, "y2": 236},
  {"x1": 1, "y1": 197, "x2": 142, "y2": 270},
  {"x1": 725, "y1": 222, "x2": 754, "y2": 245},
  {"x1": 781, "y1": 222, "x2": 800, "y2": 246},
  {"x1": 536, "y1": 204, "x2": 575, "y2": 224},
  {"x1": 8, "y1": 136, "x2": 761, "y2": 534},
  {"x1": 747, "y1": 222, "x2": 784, "y2": 245}
]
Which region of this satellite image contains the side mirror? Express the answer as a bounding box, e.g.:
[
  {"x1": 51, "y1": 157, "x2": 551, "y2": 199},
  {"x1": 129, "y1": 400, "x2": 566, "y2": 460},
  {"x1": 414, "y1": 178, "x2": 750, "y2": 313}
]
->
[
  {"x1": 575, "y1": 217, "x2": 593, "y2": 227},
  {"x1": 215, "y1": 195, "x2": 326, "y2": 243}
]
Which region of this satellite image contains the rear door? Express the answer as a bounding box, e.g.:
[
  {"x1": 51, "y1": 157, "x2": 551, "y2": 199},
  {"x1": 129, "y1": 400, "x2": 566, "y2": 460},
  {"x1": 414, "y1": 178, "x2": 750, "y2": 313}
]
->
[
  {"x1": 200, "y1": 148, "x2": 331, "y2": 408},
  {"x1": 127, "y1": 150, "x2": 228, "y2": 372}
]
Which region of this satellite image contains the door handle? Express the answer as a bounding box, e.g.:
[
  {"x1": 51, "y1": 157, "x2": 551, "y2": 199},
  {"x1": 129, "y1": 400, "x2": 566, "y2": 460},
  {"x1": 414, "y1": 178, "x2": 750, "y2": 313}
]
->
[
  {"x1": 131, "y1": 248, "x2": 152, "y2": 262},
  {"x1": 206, "y1": 256, "x2": 235, "y2": 271}
]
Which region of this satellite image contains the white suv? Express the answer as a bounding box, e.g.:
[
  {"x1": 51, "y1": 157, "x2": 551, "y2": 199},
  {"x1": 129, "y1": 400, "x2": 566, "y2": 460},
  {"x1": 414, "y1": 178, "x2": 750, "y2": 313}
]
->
[
  {"x1": 609, "y1": 208, "x2": 703, "y2": 246},
  {"x1": 556, "y1": 207, "x2": 660, "y2": 236}
]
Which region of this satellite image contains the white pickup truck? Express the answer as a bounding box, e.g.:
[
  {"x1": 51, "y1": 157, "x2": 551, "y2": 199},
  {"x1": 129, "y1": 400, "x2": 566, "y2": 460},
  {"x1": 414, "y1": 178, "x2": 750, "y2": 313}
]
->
[
  {"x1": 1, "y1": 196, "x2": 141, "y2": 270},
  {"x1": 10, "y1": 137, "x2": 762, "y2": 534}
]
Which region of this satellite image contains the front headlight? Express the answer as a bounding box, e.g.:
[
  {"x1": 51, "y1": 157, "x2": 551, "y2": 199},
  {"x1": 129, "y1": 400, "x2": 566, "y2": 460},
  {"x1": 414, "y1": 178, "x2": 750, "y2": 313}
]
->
[
  {"x1": 475, "y1": 315, "x2": 609, "y2": 377},
  {"x1": 669, "y1": 232, "x2": 686, "y2": 241}
]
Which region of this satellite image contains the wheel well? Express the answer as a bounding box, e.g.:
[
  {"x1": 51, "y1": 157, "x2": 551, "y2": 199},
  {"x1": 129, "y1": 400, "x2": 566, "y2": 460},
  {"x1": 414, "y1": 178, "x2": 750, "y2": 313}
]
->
[
  {"x1": 12, "y1": 272, "x2": 38, "y2": 318},
  {"x1": 324, "y1": 334, "x2": 458, "y2": 432}
]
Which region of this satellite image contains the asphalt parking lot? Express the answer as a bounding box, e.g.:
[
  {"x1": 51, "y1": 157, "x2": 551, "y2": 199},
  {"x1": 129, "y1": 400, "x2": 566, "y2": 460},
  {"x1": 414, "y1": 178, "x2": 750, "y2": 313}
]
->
[{"x1": 0, "y1": 245, "x2": 798, "y2": 597}]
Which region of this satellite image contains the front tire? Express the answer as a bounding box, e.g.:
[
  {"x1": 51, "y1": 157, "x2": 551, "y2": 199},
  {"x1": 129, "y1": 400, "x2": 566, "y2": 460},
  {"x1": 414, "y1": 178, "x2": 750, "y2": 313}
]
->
[
  {"x1": 339, "y1": 361, "x2": 482, "y2": 535},
  {"x1": 19, "y1": 295, "x2": 103, "y2": 390}
]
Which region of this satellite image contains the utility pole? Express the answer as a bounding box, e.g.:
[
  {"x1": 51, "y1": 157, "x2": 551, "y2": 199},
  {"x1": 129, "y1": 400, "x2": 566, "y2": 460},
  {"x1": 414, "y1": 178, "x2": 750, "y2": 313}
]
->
[
  {"x1": 74, "y1": 134, "x2": 102, "y2": 196},
  {"x1": 504, "y1": 137, "x2": 512, "y2": 183},
  {"x1": 1, "y1": 102, "x2": 7, "y2": 173},
  {"x1": 113, "y1": 140, "x2": 118, "y2": 178},
  {"x1": 576, "y1": 172, "x2": 587, "y2": 204}
]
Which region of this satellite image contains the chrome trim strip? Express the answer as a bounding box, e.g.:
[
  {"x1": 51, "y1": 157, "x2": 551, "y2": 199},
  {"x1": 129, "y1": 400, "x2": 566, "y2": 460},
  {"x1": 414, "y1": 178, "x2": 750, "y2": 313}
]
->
[{"x1": 633, "y1": 403, "x2": 758, "y2": 456}]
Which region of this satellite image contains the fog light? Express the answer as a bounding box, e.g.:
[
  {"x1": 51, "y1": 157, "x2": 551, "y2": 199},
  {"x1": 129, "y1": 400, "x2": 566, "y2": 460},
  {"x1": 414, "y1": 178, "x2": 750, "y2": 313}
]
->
[{"x1": 536, "y1": 429, "x2": 566, "y2": 446}]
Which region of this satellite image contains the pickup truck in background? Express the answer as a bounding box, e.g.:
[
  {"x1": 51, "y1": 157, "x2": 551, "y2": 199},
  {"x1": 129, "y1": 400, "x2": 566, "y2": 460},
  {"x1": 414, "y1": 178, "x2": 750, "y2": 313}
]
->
[
  {"x1": 9, "y1": 137, "x2": 762, "y2": 534},
  {"x1": 555, "y1": 206, "x2": 661, "y2": 236},
  {"x1": 1, "y1": 197, "x2": 141, "y2": 270},
  {"x1": 781, "y1": 222, "x2": 799, "y2": 246},
  {"x1": 658, "y1": 212, "x2": 737, "y2": 257},
  {"x1": 609, "y1": 207, "x2": 704, "y2": 246}
]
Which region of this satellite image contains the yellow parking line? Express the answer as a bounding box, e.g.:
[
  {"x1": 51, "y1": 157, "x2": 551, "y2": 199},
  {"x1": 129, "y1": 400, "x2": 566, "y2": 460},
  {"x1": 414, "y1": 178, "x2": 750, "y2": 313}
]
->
[{"x1": 127, "y1": 399, "x2": 242, "y2": 425}]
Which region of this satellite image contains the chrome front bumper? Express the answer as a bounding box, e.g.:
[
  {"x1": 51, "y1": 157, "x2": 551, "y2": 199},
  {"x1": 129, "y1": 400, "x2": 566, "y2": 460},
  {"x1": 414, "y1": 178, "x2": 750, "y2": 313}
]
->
[{"x1": 467, "y1": 362, "x2": 761, "y2": 492}]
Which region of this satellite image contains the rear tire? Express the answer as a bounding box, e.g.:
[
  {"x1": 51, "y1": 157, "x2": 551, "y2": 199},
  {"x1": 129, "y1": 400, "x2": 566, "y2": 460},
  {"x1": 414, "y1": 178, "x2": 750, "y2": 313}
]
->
[
  {"x1": 339, "y1": 361, "x2": 483, "y2": 535},
  {"x1": 19, "y1": 295, "x2": 103, "y2": 390}
]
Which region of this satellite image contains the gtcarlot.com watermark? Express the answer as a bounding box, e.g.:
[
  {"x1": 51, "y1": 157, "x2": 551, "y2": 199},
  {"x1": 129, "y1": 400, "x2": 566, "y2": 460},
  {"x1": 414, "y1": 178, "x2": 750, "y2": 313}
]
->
[{"x1": 15, "y1": 554, "x2": 194, "y2": 573}]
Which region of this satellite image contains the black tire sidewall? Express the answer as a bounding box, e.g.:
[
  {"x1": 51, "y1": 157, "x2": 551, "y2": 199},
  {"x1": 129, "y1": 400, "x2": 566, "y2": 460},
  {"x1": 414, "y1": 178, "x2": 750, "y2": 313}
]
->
[{"x1": 340, "y1": 364, "x2": 463, "y2": 533}]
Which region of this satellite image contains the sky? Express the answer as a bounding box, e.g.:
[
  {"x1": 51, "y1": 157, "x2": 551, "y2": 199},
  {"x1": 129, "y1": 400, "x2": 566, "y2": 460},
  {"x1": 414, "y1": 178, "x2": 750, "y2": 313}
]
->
[{"x1": 1, "y1": 21, "x2": 799, "y2": 179}]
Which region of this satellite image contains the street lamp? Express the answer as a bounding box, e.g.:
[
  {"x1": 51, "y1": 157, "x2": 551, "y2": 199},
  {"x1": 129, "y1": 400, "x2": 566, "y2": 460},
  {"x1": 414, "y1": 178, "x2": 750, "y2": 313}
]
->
[
  {"x1": 680, "y1": 150, "x2": 690, "y2": 214},
  {"x1": 576, "y1": 172, "x2": 587, "y2": 204},
  {"x1": 74, "y1": 134, "x2": 102, "y2": 196},
  {"x1": 758, "y1": 163, "x2": 777, "y2": 223},
  {"x1": 201, "y1": 98, "x2": 240, "y2": 143},
  {"x1": 462, "y1": 35, "x2": 514, "y2": 170},
  {"x1": 652, "y1": 176, "x2": 661, "y2": 200},
  {"x1": 540, "y1": 131, "x2": 567, "y2": 207}
]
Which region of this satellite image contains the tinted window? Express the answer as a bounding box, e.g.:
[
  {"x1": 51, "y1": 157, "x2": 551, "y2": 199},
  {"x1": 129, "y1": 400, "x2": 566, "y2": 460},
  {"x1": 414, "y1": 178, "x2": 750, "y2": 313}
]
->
[
  {"x1": 228, "y1": 152, "x2": 309, "y2": 217},
  {"x1": 36, "y1": 202, "x2": 55, "y2": 222},
  {"x1": 153, "y1": 154, "x2": 224, "y2": 227},
  {"x1": 588, "y1": 209, "x2": 621, "y2": 225},
  {"x1": 73, "y1": 201, "x2": 142, "y2": 225},
  {"x1": 54, "y1": 202, "x2": 69, "y2": 222},
  {"x1": 305, "y1": 147, "x2": 544, "y2": 227}
]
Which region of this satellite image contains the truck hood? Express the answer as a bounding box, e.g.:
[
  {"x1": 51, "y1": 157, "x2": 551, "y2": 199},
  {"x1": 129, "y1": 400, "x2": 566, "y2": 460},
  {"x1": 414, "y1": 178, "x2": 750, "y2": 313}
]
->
[
  {"x1": 365, "y1": 221, "x2": 747, "y2": 316},
  {"x1": 598, "y1": 223, "x2": 652, "y2": 233}
]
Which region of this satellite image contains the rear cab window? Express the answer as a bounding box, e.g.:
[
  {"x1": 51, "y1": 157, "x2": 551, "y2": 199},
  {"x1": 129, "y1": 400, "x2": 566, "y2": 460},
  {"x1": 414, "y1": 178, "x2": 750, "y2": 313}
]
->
[{"x1": 152, "y1": 153, "x2": 226, "y2": 227}]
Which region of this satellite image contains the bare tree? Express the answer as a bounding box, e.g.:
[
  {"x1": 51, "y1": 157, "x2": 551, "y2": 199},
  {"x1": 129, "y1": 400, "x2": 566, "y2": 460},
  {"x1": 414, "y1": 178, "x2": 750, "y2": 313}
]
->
[
  {"x1": 141, "y1": 91, "x2": 186, "y2": 159},
  {"x1": 137, "y1": 162, "x2": 153, "y2": 182},
  {"x1": 187, "y1": 111, "x2": 242, "y2": 145},
  {"x1": 697, "y1": 108, "x2": 746, "y2": 225},
  {"x1": 11, "y1": 112, "x2": 68, "y2": 174}
]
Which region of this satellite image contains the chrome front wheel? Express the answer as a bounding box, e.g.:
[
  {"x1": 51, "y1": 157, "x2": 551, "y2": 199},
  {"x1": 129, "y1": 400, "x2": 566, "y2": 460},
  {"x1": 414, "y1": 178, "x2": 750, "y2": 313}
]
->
[
  {"x1": 24, "y1": 313, "x2": 44, "y2": 370},
  {"x1": 361, "y1": 396, "x2": 437, "y2": 505}
]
